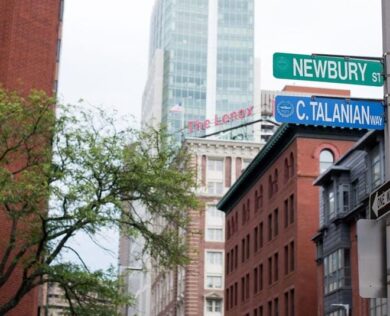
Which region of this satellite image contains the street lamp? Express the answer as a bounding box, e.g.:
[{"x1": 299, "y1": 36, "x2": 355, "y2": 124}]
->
[{"x1": 331, "y1": 303, "x2": 350, "y2": 316}]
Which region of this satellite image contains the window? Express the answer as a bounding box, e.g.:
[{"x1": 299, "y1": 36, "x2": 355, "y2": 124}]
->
[
  {"x1": 206, "y1": 228, "x2": 223, "y2": 241},
  {"x1": 206, "y1": 299, "x2": 222, "y2": 313},
  {"x1": 246, "y1": 234, "x2": 250, "y2": 259},
  {"x1": 206, "y1": 275, "x2": 222, "y2": 289},
  {"x1": 282, "y1": 289, "x2": 295, "y2": 316},
  {"x1": 371, "y1": 145, "x2": 382, "y2": 189},
  {"x1": 289, "y1": 195, "x2": 295, "y2": 224},
  {"x1": 225, "y1": 289, "x2": 229, "y2": 310},
  {"x1": 289, "y1": 153, "x2": 295, "y2": 177},
  {"x1": 207, "y1": 158, "x2": 224, "y2": 195},
  {"x1": 284, "y1": 158, "x2": 289, "y2": 181},
  {"x1": 235, "y1": 245, "x2": 238, "y2": 269},
  {"x1": 328, "y1": 189, "x2": 335, "y2": 219},
  {"x1": 242, "y1": 238, "x2": 246, "y2": 263},
  {"x1": 284, "y1": 292, "x2": 289, "y2": 316},
  {"x1": 320, "y1": 149, "x2": 334, "y2": 173},
  {"x1": 274, "y1": 169, "x2": 279, "y2": 193},
  {"x1": 268, "y1": 257, "x2": 272, "y2": 285},
  {"x1": 284, "y1": 245, "x2": 289, "y2": 275},
  {"x1": 207, "y1": 205, "x2": 224, "y2": 223},
  {"x1": 207, "y1": 251, "x2": 223, "y2": 266},
  {"x1": 369, "y1": 298, "x2": 387, "y2": 316},
  {"x1": 242, "y1": 159, "x2": 252, "y2": 170},
  {"x1": 259, "y1": 306, "x2": 264, "y2": 316},
  {"x1": 284, "y1": 199, "x2": 289, "y2": 228},
  {"x1": 207, "y1": 181, "x2": 223, "y2": 195},
  {"x1": 290, "y1": 289, "x2": 295, "y2": 316},
  {"x1": 241, "y1": 277, "x2": 245, "y2": 302},
  {"x1": 274, "y1": 208, "x2": 279, "y2": 236},
  {"x1": 290, "y1": 241, "x2": 295, "y2": 272},
  {"x1": 259, "y1": 264, "x2": 263, "y2": 291},
  {"x1": 268, "y1": 301, "x2": 272, "y2": 316},
  {"x1": 338, "y1": 184, "x2": 350, "y2": 214},
  {"x1": 242, "y1": 204, "x2": 246, "y2": 225},
  {"x1": 247, "y1": 199, "x2": 251, "y2": 220},
  {"x1": 274, "y1": 297, "x2": 279, "y2": 316},
  {"x1": 268, "y1": 175, "x2": 273, "y2": 198},
  {"x1": 323, "y1": 249, "x2": 351, "y2": 294},
  {"x1": 351, "y1": 179, "x2": 359, "y2": 207},
  {"x1": 259, "y1": 222, "x2": 264, "y2": 248},
  {"x1": 208, "y1": 158, "x2": 223, "y2": 172},
  {"x1": 246, "y1": 273, "x2": 250, "y2": 299},
  {"x1": 254, "y1": 226, "x2": 259, "y2": 252},
  {"x1": 259, "y1": 185, "x2": 264, "y2": 208},
  {"x1": 254, "y1": 267, "x2": 258, "y2": 293},
  {"x1": 268, "y1": 214, "x2": 273, "y2": 241},
  {"x1": 274, "y1": 253, "x2": 279, "y2": 282},
  {"x1": 234, "y1": 282, "x2": 238, "y2": 305},
  {"x1": 206, "y1": 206, "x2": 224, "y2": 241},
  {"x1": 226, "y1": 253, "x2": 230, "y2": 274}
]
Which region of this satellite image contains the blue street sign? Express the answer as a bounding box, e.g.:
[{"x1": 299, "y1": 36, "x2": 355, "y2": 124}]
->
[{"x1": 275, "y1": 95, "x2": 384, "y2": 130}]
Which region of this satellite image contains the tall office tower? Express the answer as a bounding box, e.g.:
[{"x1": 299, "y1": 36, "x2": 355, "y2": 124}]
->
[
  {"x1": 0, "y1": 1, "x2": 63, "y2": 315},
  {"x1": 142, "y1": 0, "x2": 255, "y2": 140}
]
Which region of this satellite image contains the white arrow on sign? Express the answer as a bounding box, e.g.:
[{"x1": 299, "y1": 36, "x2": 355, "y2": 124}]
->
[
  {"x1": 371, "y1": 188, "x2": 390, "y2": 217},
  {"x1": 372, "y1": 192, "x2": 380, "y2": 217}
]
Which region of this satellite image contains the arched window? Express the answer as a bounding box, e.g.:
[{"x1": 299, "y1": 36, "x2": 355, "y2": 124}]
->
[
  {"x1": 268, "y1": 175, "x2": 273, "y2": 198},
  {"x1": 242, "y1": 204, "x2": 246, "y2": 224},
  {"x1": 289, "y1": 152, "x2": 295, "y2": 177},
  {"x1": 274, "y1": 169, "x2": 279, "y2": 193},
  {"x1": 255, "y1": 190, "x2": 259, "y2": 211},
  {"x1": 320, "y1": 149, "x2": 334, "y2": 173},
  {"x1": 259, "y1": 185, "x2": 263, "y2": 208},
  {"x1": 284, "y1": 158, "x2": 289, "y2": 181}
]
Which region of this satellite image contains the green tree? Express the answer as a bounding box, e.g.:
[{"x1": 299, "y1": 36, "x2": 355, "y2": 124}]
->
[{"x1": 0, "y1": 88, "x2": 198, "y2": 315}]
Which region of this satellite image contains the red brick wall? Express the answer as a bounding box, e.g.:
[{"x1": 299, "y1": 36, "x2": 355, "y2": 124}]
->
[
  {"x1": 0, "y1": 1, "x2": 61, "y2": 315},
  {"x1": 224, "y1": 136, "x2": 356, "y2": 316},
  {"x1": 0, "y1": 0, "x2": 61, "y2": 94}
]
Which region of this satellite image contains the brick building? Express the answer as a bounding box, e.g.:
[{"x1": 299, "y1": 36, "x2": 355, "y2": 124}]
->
[
  {"x1": 0, "y1": 0, "x2": 63, "y2": 94},
  {"x1": 150, "y1": 137, "x2": 262, "y2": 316},
  {"x1": 217, "y1": 124, "x2": 365, "y2": 316},
  {"x1": 313, "y1": 130, "x2": 386, "y2": 316},
  {"x1": 0, "y1": 1, "x2": 63, "y2": 315}
]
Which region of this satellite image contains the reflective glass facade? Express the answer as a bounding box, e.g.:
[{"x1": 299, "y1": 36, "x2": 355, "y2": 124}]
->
[{"x1": 146, "y1": 0, "x2": 254, "y2": 140}]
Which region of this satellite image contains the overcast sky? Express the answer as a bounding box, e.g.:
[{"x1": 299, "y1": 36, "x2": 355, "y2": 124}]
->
[{"x1": 58, "y1": 0, "x2": 384, "y2": 270}]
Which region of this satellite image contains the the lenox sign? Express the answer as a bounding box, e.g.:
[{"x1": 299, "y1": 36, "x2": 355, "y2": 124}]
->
[{"x1": 187, "y1": 106, "x2": 254, "y2": 133}]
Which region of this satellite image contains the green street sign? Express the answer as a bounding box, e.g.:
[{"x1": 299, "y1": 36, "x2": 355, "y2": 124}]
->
[{"x1": 273, "y1": 52, "x2": 383, "y2": 87}]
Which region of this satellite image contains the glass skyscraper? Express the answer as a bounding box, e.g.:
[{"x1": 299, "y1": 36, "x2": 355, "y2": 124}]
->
[{"x1": 142, "y1": 0, "x2": 254, "y2": 140}]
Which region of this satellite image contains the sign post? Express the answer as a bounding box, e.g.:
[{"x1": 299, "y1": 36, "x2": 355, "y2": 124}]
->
[
  {"x1": 273, "y1": 52, "x2": 384, "y2": 86},
  {"x1": 381, "y1": 0, "x2": 390, "y2": 312}
]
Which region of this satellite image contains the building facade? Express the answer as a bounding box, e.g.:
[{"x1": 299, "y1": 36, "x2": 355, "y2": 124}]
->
[
  {"x1": 119, "y1": 203, "x2": 152, "y2": 316},
  {"x1": 0, "y1": 0, "x2": 63, "y2": 94},
  {"x1": 142, "y1": 0, "x2": 255, "y2": 140},
  {"x1": 0, "y1": 1, "x2": 63, "y2": 315},
  {"x1": 313, "y1": 130, "x2": 386, "y2": 316},
  {"x1": 217, "y1": 125, "x2": 365, "y2": 316},
  {"x1": 150, "y1": 138, "x2": 262, "y2": 316}
]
